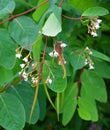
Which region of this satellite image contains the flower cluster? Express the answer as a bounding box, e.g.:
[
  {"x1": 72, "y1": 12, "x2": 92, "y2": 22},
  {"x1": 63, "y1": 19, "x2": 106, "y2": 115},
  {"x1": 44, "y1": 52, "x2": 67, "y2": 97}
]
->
[
  {"x1": 84, "y1": 46, "x2": 94, "y2": 70},
  {"x1": 16, "y1": 48, "x2": 36, "y2": 83},
  {"x1": 49, "y1": 41, "x2": 67, "y2": 65},
  {"x1": 16, "y1": 47, "x2": 53, "y2": 86},
  {"x1": 88, "y1": 18, "x2": 102, "y2": 37}
]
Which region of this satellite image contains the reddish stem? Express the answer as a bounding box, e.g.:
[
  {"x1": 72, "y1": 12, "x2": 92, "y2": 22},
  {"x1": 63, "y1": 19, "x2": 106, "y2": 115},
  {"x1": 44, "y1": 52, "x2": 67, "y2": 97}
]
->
[
  {"x1": 0, "y1": 0, "x2": 49, "y2": 25},
  {"x1": 62, "y1": 14, "x2": 82, "y2": 20}
]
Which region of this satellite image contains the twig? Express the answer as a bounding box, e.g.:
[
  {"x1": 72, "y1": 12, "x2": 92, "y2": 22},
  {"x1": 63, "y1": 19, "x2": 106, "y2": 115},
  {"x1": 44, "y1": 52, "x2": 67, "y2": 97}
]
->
[
  {"x1": 58, "y1": 0, "x2": 64, "y2": 7},
  {"x1": 29, "y1": 36, "x2": 48, "y2": 123},
  {"x1": 62, "y1": 14, "x2": 82, "y2": 20},
  {"x1": 0, "y1": 0, "x2": 49, "y2": 25}
]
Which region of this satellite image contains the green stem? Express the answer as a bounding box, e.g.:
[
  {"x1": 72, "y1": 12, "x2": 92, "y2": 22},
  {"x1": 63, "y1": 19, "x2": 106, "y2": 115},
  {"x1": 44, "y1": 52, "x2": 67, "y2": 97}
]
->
[
  {"x1": 44, "y1": 84, "x2": 56, "y2": 110},
  {"x1": 29, "y1": 85, "x2": 39, "y2": 123},
  {"x1": 56, "y1": 93, "x2": 60, "y2": 121}
]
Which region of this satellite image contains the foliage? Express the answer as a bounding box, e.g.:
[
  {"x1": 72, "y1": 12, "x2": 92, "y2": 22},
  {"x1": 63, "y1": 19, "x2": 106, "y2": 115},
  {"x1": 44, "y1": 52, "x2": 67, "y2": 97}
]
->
[{"x1": 0, "y1": 0, "x2": 110, "y2": 130}]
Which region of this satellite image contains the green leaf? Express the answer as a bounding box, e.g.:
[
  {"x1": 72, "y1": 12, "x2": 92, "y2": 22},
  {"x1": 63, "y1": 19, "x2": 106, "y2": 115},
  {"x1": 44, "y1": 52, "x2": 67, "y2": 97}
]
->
[
  {"x1": 93, "y1": 59, "x2": 110, "y2": 79},
  {"x1": 7, "y1": 81, "x2": 40, "y2": 124},
  {"x1": 70, "y1": 53, "x2": 86, "y2": 70},
  {"x1": 0, "y1": 66, "x2": 13, "y2": 86},
  {"x1": 32, "y1": 35, "x2": 42, "y2": 63},
  {"x1": 78, "y1": 97, "x2": 98, "y2": 121},
  {"x1": 82, "y1": 7, "x2": 109, "y2": 16},
  {"x1": 0, "y1": 92, "x2": 25, "y2": 130},
  {"x1": 0, "y1": 0, "x2": 15, "y2": 19},
  {"x1": 43, "y1": 62, "x2": 67, "y2": 92},
  {"x1": 92, "y1": 49, "x2": 110, "y2": 62},
  {"x1": 32, "y1": 0, "x2": 49, "y2": 22},
  {"x1": 8, "y1": 16, "x2": 38, "y2": 50},
  {"x1": 62, "y1": 83, "x2": 78, "y2": 126},
  {"x1": 69, "y1": 0, "x2": 96, "y2": 12},
  {"x1": 81, "y1": 70, "x2": 107, "y2": 102},
  {"x1": 0, "y1": 29, "x2": 16, "y2": 69},
  {"x1": 47, "y1": 75, "x2": 67, "y2": 93},
  {"x1": 42, "y1": 12, "x2": 62, "y2": 36}
]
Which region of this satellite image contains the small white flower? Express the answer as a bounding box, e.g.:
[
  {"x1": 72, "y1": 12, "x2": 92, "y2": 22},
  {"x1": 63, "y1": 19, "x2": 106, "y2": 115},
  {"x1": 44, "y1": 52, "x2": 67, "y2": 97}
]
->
[
  {"x1": 89, "y1": 51, "x2": 93, "y2": 55},
  {"x1": 91, "y1": 31, "x2": 98, "y2": 37},
  {"x1": 85, "y1": 46, "x2": 89, "y2": 51},
  {"x1": 23, "y1": 57, "x2": 28, "y2": 62},
  {"x1": 54, "y1": 51, "x2": 59, "y2": 57},
  {"x1": 32, "y1": 77, "x2": 38, "y2": 84},
  {"x1": 22, "y1": 72, "x2": 28, "y2": 81},
  {"x1": 85, "y1": 59, "x2": 88, "y2": 65},
  {"x1": 49, "y1": 51, "x2": 54, "y2": 57},
  {"x1": 24, "y1": 77, "x2": 28, "y2": 81},
  {"x1": 94, "y1": 23, "x2": 100, "y2": 29},
  {"x1": 60, "y1": 43, "x2": 67, "y2": 48},
  {"x1": 89, "y1": 65, "x2": 94, "y2": 70},
  {"x1": 96, "y1": 19, "x2": 102, "y2": 24},
  {"x1": 18, "y1": 71, "x2": 22, "y2": 75},
  {"x1": 16, "y1": 53, "x2": 22, "y2": 59},
  {"x1": 20, "y1": 64, "x2": 25, "y2": 68},
  {"x1": 48, "y1": 79, "x2": 52, "y2": 84}
]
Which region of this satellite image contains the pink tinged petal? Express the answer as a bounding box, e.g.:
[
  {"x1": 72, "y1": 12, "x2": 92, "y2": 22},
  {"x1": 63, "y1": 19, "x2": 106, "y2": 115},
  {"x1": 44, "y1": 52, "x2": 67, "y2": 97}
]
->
[{"x1": 96, "y1": 19, "x2": 102, "y2": 24}]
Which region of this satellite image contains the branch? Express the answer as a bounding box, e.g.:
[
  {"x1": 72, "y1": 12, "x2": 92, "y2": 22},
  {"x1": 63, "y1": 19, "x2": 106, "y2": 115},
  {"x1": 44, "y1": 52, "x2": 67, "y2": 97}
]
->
[
  {"x1": 62, "y1": 14, "x2": 82, "y2": 20},
  {"x1": 58, "y1": 0, "x2": 64, "y2": 7},
  {"x1": 0, "y1": 0, "x2": 49, "y2": 25}
]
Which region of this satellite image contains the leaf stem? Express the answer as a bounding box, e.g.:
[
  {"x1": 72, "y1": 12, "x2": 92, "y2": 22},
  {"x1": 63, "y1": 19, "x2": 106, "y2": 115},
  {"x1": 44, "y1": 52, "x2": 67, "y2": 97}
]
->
[
  {"x1": 0, "y1": 0, "x2": 49, "y2": 25},
  {"x1": 62, "y1": 14, "x2": 82, "y2": 20},
  {"x1": 58, "y1": 0, "x2": 64, "y2": 7},
  {"x1": 44, "y1": 84, "x2": 56, "y2": 110},
  {"x1": 29, "y1": 84, "x2": 39, "y2": 123}
]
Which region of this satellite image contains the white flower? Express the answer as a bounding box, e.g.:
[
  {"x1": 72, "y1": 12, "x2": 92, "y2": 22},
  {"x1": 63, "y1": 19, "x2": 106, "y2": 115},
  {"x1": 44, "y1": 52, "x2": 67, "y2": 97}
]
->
[
  {"x1": 89, "y1": 51, "x2": 93, "y2": 55},
  {"x1": 89, "y1": 65, "x2": 94, "y2": 70},
  {"x1": 91, "y1": 31, "x2": 98, "y2": 37},
  {"x1": 32, "y1": 77, "x2": 38, "y2": 84},
  {"x1": 49, "y1": 51, "x2": 54, "y2": 57},
  {"x1": 48, "y1": 79, "x2": 52, "y2": 84},
  {"x1": 18, "y1": 71, "x2": 22, "y2": 75},
  {"x1": 60, "y1": 43, "x2": 67, "y2": 48},
  {"x1": 49, "y1": 51, "x2": 59, "y2": 57},
  {"x1": 54, "y1": 51, "x2": 59, "y2": 57},
  {"x1": 85, "y1": 59, "x2": 88, "y2": 65},
  {"x1": 20, "y1": 64, "x2": 25, "y2": 68},
  {"x1": 85, "y1": 46, "x2": 89, "y2": 51},
  {"x1": 94, "y1": 23, "x2": 100, "y2": 29},
  {"x1": 16, "y1": 53, "x2": 22, "y2": 59},
  {"x1": 22, "y1": 72, "x2": 28, "y2": 81},
  {"x1": 23, "y1": 57, "x2": 28, "y2": 62},
  {"x1": 96, "y1": 19, "x2": 102, "y2": 24}
]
